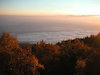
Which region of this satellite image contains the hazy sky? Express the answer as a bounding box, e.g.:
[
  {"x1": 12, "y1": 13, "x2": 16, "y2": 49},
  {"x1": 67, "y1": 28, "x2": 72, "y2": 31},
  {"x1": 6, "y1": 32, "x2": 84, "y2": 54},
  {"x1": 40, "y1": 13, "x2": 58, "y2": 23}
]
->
[{"x1": 0, "y1": 0, "x2": 100, "y2": 15}]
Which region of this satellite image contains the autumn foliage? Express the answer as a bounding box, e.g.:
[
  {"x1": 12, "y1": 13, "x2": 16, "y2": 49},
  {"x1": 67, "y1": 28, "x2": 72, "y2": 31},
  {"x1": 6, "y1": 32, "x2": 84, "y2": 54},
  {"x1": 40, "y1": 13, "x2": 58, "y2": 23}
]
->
[
  {"x1": 0, "y1": 32, "x2": 100, "y2": 75},
  {"x1": 0, "y1": 33, "x2": 44, "y2": 75}
]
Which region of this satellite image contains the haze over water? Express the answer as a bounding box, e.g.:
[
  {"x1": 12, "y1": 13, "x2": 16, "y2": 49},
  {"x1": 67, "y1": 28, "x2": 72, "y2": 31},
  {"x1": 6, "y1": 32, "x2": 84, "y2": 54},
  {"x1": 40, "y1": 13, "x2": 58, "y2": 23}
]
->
[{"x1": 0, "y1": 15, "x2": 100, "y2": 43}]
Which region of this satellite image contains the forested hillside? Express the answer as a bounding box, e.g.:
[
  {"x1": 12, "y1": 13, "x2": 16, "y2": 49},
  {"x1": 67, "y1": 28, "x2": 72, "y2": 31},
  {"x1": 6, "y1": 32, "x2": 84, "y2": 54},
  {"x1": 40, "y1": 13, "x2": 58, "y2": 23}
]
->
[{"x1": 0, "y1": 32, "x2": 100, "y2": 75}]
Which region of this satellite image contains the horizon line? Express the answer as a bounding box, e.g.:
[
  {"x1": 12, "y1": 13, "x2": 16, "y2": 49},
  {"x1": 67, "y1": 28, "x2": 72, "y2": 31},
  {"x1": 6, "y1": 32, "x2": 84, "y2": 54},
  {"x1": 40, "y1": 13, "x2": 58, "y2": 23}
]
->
[{"x1": 0, "y1": 14, "x2": 100, "y2": 17}]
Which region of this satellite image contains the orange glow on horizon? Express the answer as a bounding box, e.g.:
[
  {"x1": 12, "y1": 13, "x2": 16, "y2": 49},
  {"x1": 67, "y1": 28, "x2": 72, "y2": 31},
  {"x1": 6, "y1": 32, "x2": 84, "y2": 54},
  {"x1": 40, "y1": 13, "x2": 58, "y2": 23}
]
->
[{"x1": 0, "y1": 8, "x2": 100, "y2": 16}]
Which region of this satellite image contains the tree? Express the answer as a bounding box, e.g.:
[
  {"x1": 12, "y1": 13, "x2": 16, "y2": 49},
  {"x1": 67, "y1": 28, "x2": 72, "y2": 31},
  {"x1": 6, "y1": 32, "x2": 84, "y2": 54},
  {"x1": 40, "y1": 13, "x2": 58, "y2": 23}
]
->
[{"x1": 0, "y1": 32, "x2": 44, "y2": 75}]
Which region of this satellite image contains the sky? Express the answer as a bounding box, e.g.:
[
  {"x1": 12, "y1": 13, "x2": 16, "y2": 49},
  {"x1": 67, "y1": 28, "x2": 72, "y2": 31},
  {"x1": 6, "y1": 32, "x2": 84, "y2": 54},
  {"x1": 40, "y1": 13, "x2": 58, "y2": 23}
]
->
[{"x1": 0, "y1": 0, "x2": 100, "y2": 15}]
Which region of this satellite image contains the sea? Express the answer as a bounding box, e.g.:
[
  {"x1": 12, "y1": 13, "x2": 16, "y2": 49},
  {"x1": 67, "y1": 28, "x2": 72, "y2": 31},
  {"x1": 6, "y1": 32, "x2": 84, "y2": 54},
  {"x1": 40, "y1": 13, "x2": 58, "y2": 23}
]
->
[{"x1": 0, "y1": 15, "x2": 100, "y2": 43}]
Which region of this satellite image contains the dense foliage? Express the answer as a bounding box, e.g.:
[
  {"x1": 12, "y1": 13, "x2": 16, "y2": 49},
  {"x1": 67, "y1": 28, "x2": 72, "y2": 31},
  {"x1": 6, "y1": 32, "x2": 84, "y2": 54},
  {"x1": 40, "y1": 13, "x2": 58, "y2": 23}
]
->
[{"x1": 0, "y1": 32, "x2": 100, "y2": 75}]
